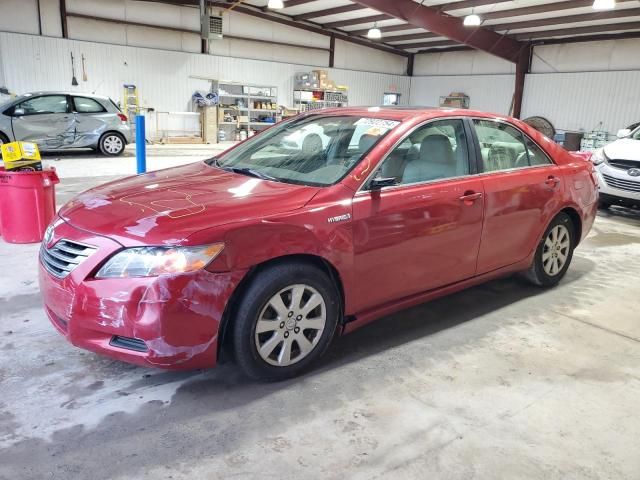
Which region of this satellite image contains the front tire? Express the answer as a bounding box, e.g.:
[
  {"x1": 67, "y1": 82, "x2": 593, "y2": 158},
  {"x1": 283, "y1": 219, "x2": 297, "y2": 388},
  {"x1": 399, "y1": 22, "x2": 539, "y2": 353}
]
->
[
  {"x1": 0, "y1": 132, "x2": 9, "y2": 146},
  {"x1": 99, "y1": 132, "x2": 125, "y2": 156},
  {"x1": 232, "y1": 261, "x2": 340, "y2": 380},
  {"x1": 524, "y1": 212, "x2": 575, "y2": 287}
]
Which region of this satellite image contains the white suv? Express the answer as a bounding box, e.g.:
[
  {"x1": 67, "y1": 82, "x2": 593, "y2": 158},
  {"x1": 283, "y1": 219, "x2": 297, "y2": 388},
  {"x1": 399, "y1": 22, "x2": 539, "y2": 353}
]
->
[{"x1": 592, "y1": 125, "x2": 640, "y2": 209}]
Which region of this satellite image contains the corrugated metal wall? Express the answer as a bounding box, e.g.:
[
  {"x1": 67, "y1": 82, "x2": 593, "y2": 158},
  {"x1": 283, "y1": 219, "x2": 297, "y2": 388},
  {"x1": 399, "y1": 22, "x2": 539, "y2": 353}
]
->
[
  {"x1": 521, "y1": 71, "x2": 640, "y2": 133},
  {"x1": 409, "y1": 74, "x2": 515, "y2": 114},
  {"x1": 0, "y1": 32, "x2": 410, "y2": 112}
]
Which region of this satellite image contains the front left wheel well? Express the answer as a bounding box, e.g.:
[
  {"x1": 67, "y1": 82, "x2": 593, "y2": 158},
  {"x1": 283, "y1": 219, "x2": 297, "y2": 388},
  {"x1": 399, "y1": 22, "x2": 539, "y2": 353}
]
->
[{"x1": 216, "y1": 254, "x2": 346, "y2": 364}]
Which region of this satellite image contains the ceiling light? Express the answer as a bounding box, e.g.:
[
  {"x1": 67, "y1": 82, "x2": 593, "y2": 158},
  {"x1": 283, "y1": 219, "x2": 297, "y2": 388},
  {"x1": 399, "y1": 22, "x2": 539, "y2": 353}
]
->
[
  {"x1": 463, "y1": 13, "x2": 482, "y2": 26},
  {"x1": 267, "y1": 0, "x2": 284, "y2": 9},
  {"x1": 367, "y1": 23, "x2": 382, "y2": 39},
  {"x1": 592, "y1": 0, "x2": 615, "y2": 10}
]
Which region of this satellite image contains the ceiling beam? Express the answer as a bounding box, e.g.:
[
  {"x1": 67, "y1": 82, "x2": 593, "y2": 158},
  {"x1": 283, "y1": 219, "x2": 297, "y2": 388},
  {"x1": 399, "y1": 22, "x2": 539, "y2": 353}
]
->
[
  {"x1": 208, "y1": 1, "x2": 410, "y2": 56},
  {"x1": 416, "y1": 45, "x2": 472, "y2": 54},
  {"x1": 515, "y1": 21, "x2": 640, "y2": 40},
  {"x1": 349, "y1": 24, "x2": 417, "y2": 36},
  {"x1": 293, "y1": 0, "x2": 517, "y2": 23},
  {"x1": 259, "y1": 0, "x2": 317, "y2": 11},
  {"x1": 351, "y1": 0, "x2": 527, "y2": 62},
  {"x1": 488, "y1": 7, "x2": 640, "y2": 31},
  {"x1": 400, "y1": 40, "x2": 460, "y2": 49},
  {"x1": 293, "y1": 4, "x2": 363, "y2": 21},
  {"x1": 532, "y1": 29, "x2": 640, "y2": 44},
  {"x1": 481, "y1": 0, "x2": 635, "y2": 21},
  {"x1": 322, "y1": 14, "x2": 392, "y2": 29},
  {"x1": 384, "y1": 32, "x2": 440, "y2": 42},
  {"x1": 436, "y1": 0, "x2": 514, "y2": 11}
]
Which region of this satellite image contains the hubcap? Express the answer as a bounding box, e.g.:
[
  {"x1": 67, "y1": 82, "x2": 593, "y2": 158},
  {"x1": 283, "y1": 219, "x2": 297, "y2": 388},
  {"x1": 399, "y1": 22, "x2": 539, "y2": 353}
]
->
[
  {"x1": 542, "y1": 224, "x2": 570, "y2": 276},
  {"x1": 255, "y1": 284, "x2": 327, "y2": 367},
  {"x1": 103, "y1": 135, "x2": 123, "y2": 154}
]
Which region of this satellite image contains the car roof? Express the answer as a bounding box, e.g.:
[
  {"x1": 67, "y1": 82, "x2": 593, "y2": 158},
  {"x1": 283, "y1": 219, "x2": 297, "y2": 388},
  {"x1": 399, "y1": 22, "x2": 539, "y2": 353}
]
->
[
  {"x1": 308, "y1": 106, "x2": 505, "y2": 122},
  {"x1": 18, "y1": 91, "x2": 110, "y2": 100}
]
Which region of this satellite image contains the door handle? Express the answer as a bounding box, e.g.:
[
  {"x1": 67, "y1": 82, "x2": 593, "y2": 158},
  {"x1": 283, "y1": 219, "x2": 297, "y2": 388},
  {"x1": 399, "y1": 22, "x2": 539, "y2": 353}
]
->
[
  {"x1": 545, "y1": 176, "x2": 560, "y2": 188},
  {"x1": 459, "y1": 191, "x2": 483, "y2": 204},
  {"x1": 460, "y1": 190, "x2": 482, "y2": 207}
]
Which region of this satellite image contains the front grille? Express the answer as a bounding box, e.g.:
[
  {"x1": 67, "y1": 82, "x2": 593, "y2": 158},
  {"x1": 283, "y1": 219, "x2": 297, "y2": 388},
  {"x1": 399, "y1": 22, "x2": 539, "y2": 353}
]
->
[
  {"x1": 607, "y1": 159, "x2": 640, "y2": 170},
  {"x1": 110, "y1": 336, "x2": 148, "y2": 352},
  {"x1": 602, "y1": 173, "x2": 640, "y2": 193},
  {"x1": 40, "y1": 239, "x2": 96, "y2": 279}
]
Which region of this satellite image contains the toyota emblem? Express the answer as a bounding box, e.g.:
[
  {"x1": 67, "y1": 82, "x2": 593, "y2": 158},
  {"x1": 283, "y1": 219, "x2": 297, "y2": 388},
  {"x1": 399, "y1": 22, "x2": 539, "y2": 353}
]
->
[{"x1": 628, "y1": 168, "x2": 640, "y2": 177}]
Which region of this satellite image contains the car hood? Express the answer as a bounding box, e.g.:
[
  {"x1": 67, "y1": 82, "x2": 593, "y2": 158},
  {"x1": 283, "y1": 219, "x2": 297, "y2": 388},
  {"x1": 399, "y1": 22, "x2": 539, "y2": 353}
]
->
[
  {"x1": 603, "y1": 138, "x2": 640, "y2": 162},
  {"x1": 59, "y1": 162, "x2": 320, "y2": 246}
]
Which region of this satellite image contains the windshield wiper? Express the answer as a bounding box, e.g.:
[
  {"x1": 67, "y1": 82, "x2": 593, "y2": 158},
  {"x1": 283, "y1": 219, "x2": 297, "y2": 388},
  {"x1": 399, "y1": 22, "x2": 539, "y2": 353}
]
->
[{"x1": 223, "y1": 166, "x2": 278, "y2": 181}]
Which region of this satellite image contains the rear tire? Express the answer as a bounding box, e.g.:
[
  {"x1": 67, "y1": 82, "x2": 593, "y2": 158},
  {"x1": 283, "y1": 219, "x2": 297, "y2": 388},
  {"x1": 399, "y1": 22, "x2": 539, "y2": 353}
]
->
[
  {"x1": 524, "y1": 212, "x2": 575, "y2": 287},
  {"x1": 232, "y1": 261, "x2": 340, "y2": 381},
  {"x1": 99, "y1": 132, "x2": 125, "y2": 156}
]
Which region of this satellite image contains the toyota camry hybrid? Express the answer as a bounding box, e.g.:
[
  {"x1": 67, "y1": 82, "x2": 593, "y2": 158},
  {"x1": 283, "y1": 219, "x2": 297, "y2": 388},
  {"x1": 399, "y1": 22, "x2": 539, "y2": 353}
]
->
[{"x1": 39, "y1": 107, "x2": 598, "y2": 380}]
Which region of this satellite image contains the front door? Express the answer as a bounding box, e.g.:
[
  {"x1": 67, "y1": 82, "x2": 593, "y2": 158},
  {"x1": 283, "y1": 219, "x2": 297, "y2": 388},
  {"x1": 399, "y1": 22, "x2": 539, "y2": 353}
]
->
[
  {"x1": 351, "y1": 118, "x2": 484, "y2": 313},
  {"x1": 471, "y1": 118, "x2": 563, "y2": 274},
  {"x1": 11, "y1": 94, "x2": 75, "y2": 149}
]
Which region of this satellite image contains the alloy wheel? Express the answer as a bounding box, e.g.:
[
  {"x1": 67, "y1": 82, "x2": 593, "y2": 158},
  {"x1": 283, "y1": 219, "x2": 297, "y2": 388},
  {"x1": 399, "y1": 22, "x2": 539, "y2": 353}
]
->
[
  {"x1": 103, "y1": 135, "x2": 123, "y2": 154},
  {"x1": 542, "y1": 224, "x2": 570, "y2": 276},
  {"x1": 254, "y1": 284, "x2": 327, "y2": 367}
]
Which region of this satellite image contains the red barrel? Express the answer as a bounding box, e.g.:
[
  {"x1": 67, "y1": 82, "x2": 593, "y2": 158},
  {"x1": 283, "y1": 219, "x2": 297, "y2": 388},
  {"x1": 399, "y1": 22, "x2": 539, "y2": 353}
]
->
[{"x1": 0, "y1": 167, "x2": 60, "y2": 243}]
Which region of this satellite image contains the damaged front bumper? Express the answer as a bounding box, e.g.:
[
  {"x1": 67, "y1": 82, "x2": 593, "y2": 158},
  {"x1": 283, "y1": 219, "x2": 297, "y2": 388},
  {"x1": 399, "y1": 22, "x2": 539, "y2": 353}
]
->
[{"x1": 38, "y1": 219, "x2": 245, "y2": 370}]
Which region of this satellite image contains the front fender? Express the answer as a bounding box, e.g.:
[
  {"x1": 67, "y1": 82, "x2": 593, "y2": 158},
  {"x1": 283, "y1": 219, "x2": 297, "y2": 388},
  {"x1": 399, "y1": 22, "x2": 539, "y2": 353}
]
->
[{"x1": 188, "y1": 184, "x2": 358, "y2": 312}]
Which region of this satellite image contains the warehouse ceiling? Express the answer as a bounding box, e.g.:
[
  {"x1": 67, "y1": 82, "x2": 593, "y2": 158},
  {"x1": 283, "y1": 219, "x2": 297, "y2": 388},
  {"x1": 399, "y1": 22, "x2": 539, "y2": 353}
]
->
[{"x1": 153, "y1": 0, "x2": 640, "y2": 54}]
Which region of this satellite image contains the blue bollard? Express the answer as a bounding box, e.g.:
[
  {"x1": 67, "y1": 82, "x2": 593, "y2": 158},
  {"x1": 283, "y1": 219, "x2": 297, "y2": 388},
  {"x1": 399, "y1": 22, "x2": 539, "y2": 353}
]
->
[{"x1": 135, "y1": 115, "x2": 146, "y2": 174}]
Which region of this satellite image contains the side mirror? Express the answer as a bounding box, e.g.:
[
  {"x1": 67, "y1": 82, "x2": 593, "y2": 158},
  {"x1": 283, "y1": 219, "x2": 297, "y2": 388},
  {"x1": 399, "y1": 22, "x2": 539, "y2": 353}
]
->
[
  {"x1": 368, "y1": 176, "x2": 397, "y2": 190},
  {"x1": 617, "y1": 129, "x2": 631, "y2": 139},
  {"x1": 13, "y1": 107, "x2": 25, "y2": 116}
]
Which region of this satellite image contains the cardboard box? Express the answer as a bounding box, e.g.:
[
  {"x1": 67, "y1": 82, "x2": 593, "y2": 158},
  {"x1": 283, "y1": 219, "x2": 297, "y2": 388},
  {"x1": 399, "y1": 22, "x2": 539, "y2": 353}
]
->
[{"x1": 1, "y1": 141, "x2": 43, "y2": 171}]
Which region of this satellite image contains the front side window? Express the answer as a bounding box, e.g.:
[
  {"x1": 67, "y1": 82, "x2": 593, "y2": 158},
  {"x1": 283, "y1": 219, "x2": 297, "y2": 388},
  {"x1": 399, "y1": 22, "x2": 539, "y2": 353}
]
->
[
  {"x1": 17, "y1": 95, "x2": 68, "y2": 115},
  {"x1": 74, "y1": 97, "x2": 105, "y2": 113},
  {"x1": 210, "y1": 115, "x2": 399, "y2": 186},
  {"x1": 372, "y1": 119, "x2": 470, "y2": 186},
  {"x1": 474, "y1": 119, "x2": 551, "y2": 172}
]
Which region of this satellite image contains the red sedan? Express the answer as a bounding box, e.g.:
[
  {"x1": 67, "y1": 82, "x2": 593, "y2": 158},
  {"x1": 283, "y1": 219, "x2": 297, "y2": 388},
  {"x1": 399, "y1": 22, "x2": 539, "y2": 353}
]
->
[{"x1": 39, "y1": 107, "x2": 598, "y2": 379}]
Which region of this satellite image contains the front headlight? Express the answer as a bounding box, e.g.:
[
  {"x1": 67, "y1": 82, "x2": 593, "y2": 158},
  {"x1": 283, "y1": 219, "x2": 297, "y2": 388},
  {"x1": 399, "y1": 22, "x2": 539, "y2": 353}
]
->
[
  {"x1": 590, "y1": 148, "x2": 608, "y2": 165},
  {"x1": 95, "y1": 243, "x2": 224, "y2": 278}
]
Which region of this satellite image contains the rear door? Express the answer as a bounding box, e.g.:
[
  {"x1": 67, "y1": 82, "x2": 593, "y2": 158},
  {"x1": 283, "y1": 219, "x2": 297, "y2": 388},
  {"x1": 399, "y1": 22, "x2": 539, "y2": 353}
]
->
[
  {"x1": 10, "y1": 94, "x2": 75, "y2": 149},
  {"x1": 471, "y1": 118, "x2": 563, "y2": 274},
  {"x1": 351, "y1": 118, "x2": 485, "y2": 312},
  {"x1": 71, "y1": 96, "x2": 112, "y2": 148}
]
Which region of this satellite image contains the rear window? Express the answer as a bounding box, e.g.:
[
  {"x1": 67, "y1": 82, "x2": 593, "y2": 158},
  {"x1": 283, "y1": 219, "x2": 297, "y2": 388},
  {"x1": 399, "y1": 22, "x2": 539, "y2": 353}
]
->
[
  {"x1": 73, "y1": 97, "x2": 106, "y2": 113},
  {"x1": 108, "y1": 98, "x2": 123, "y2": 112}
]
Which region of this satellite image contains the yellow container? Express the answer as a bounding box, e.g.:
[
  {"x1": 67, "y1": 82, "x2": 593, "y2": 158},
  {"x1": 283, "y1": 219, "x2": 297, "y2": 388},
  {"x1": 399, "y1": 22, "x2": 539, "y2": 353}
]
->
[{"x1": 1, "y1": 141, "x2": 42, "y2": 171}]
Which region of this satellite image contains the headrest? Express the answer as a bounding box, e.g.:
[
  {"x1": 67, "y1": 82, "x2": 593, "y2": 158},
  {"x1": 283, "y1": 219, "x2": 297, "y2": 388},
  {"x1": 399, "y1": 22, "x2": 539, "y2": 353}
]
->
[
  {"x1": 359, "y1": 133, "x2": 378, "y2": 152},
  {"x1": 420, "y1": 134, "x2": 454, "y2": 164},
  {"x1": 302, "y1": 133, "x2": 323, "y2": 154}
]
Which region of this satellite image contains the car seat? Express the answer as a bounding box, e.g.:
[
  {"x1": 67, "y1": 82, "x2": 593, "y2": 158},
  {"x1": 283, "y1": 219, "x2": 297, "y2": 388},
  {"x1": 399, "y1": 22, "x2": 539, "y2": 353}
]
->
[{"x1": 402, "y1": 134, "x2": 456, "y2": 183}]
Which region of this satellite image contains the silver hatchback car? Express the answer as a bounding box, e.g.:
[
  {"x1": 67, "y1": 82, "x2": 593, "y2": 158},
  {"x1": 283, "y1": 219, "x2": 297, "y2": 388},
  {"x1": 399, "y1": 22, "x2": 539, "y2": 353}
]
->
[{"x1": 0, "y1": 92, "x2": 132, "y2": 156}]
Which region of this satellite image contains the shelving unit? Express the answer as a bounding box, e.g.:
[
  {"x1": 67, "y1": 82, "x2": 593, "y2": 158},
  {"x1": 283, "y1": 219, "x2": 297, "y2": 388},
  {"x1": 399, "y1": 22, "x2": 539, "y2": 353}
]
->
[
  {"x1": 214, "y1": 81, "x2": 280, "y2": 139},
  {"x1": 293, "y1": 89, "x2": 348, "y2": 111}
]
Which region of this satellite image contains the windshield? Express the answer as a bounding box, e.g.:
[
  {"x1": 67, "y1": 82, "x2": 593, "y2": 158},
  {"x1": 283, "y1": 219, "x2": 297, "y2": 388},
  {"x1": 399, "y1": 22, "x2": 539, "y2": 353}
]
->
[
  {"x1": 209, "y1": 115, "x2": 400, "y2": 186},
  {"x1": 633, "y1": 126, "x2": 640, "y2": 140}
]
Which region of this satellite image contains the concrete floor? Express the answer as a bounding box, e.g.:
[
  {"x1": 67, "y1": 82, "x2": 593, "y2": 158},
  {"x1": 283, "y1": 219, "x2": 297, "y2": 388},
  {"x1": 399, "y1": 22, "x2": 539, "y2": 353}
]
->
[{"x1": 1, "y1": 146, "x2": 639, "y2": 479}]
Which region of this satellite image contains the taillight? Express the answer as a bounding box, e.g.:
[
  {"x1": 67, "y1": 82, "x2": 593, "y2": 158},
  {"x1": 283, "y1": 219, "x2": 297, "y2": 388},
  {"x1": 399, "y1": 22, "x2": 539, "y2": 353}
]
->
[{"x1": 117, "y1": 113, "x2": 128, "y2": 122}]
